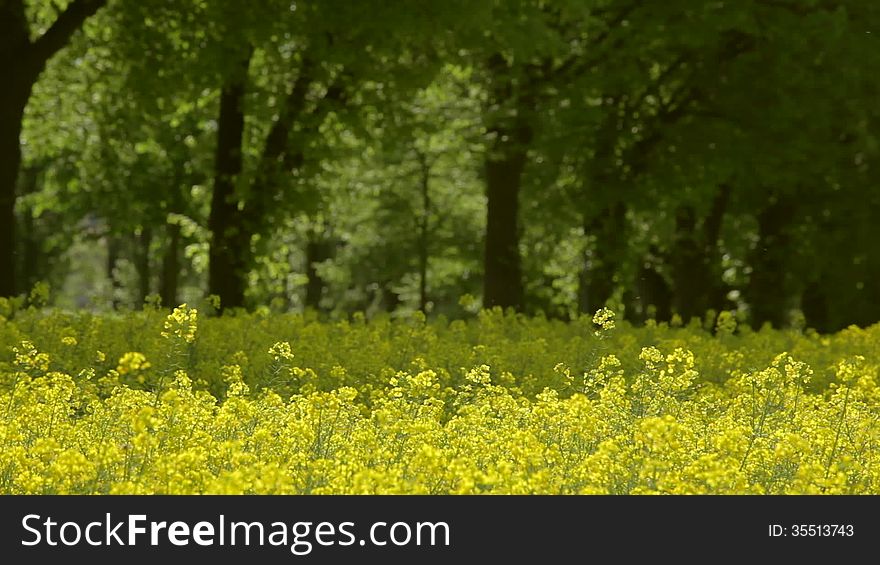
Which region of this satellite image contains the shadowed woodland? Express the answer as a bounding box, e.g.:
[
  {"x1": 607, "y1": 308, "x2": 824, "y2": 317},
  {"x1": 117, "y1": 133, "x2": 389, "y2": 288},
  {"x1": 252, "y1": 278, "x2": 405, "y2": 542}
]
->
[{"x1": 2, "y1": 0, "x2": 880, "y2": 332}]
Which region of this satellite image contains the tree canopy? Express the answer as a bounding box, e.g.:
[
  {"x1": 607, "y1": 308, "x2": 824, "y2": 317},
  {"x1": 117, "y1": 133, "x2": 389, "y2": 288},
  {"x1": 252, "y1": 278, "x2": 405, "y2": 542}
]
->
[{"x1": 3, "y1": 0, "x2": 879, "y2": 332}]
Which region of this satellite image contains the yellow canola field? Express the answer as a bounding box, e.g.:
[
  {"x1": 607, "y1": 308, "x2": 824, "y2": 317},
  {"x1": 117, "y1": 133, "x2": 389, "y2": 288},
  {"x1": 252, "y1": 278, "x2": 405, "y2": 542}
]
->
[{"x1": 1, "y1": 305, "x2": 879, "y2": 494}]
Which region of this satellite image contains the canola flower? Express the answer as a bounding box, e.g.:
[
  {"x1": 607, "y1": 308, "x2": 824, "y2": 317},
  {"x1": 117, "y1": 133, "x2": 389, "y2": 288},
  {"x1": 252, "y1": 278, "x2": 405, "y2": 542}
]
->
[
  {"x1": 161, "y1": 304, "x2": 198, "y2": 344},
  {"x1": 1, "y1": 306, "x2": 880, "y2": 494},
  {"x1": 117, "y1": 352, "x2": 151, "y2": 376},
  {"x1": 592, "y1": 307, "x2": 616, "y2": 334}
]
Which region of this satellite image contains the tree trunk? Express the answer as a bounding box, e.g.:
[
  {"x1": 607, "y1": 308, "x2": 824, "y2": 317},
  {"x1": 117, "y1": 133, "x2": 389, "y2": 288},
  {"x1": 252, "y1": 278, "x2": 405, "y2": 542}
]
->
[
  {"x1": 483, "y1": 133, "x2": 528, "y2": 311},
  {"x1": 0, "y1": 84, "x2": 29, "y2": 298},
  {"x1": 702, "y1": 183, "x2": 731, "y2": 311},
  {"x1": 416, "y1": 151, "x2": 431, "y2": 313},
  {"x1": 746, "y1": 195, "x2": 796, "y2": 329},
  {"x1": 16, "y1": 165, "x2": 40, "y2": 292},
  {"x1": 160, "y1": 220, "x2": 181, "y2": 308},
  {"x1": 669, "y1": 185, "x2": 731, "y2": 322},
  {"x1": 208, "y1": 52, "x2": 324, "y2": 312},
  {"x1": 160, "y1": 150, "x2": 187, "y2": 309},
  {"x1": 243, "y1": 59, "x2": 314, "y2": 236},
  {"x1": 481, "y1": 54, "x2": 533, "y2": 312},
  {"x1": 577, "y1": 106, "x2": 625, "y2": 316},
  {"x1": 632, "y1": 246, "x2": 672, "y2": 322},
  {"x1": 304, "y1": 238, "x2": 332, "y2": 311},
  {"x1": 106, "y1": 235, "x2": 122, "y2": 309},
  {"x1": 670, "y1": 206, "x2": 709, "y2": 322},
  {"x1": 134, "y1": 226, "x2": 152, "y2": 306},
  {"x1": 801, "y1": 280, "x2": 829, "y2": 333},
  {"x1": 381, "y1": 280, "x2": 401, "y2": 313},
  {"x1": 578, "y1": 202, "x2": 627, "y2": 314},
  {"x1": 0, "y1": 0, "x2": 107, "y2": 298},
  {"x1": 208, "y1": 52, "x2": 252, "y2": 311},
  {"x1": 20, "y1": 205, "x2": 38, "y2": 293},
  {"x1": 0, "y1": 2, "x2": 32, "y2": 298}
]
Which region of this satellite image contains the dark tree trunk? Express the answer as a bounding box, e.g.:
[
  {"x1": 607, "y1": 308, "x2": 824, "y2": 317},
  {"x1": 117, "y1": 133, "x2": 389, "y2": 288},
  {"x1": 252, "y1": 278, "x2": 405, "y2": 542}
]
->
[
  {"x1": 633, "y1": 246, "x2": 672, "y2": 322},
  {"x1": 483, "y1": 135, "x2": 528, "y2": 311},
  {"x1": 0, "y1": 85, "x2": 29, "y2": 298},
  {"x1": 244, "y1": 59, "x2": 313, "y2": 232},
  {"x1": 577, "y1": 107, "x2": 625, "y2": 316},
  {"x1": 160, "y1": 221, "x2": 181, "y2": 308},
  {"x1": 702, "y1": 183, "x2": 732, "y2": 310},
  {"x1": 482, "y1": 108, "x2": 531, "y2": 312},
  {"x1": 160, "y1": 160, "x2": 185, "y2": 308},
  {"x1": 578, "y1": 202, "x2": 627, "y2": 314},
  {"x1": 0, "y1": 2, "x2": 33, "y2": 298},
  {"x1": 304, "y1": 240, "x2": 321, "y2": 310},
  {"x1": 381, "y1": 280, "x2": 400, "y2": 312},
  {"x1": 0, "y1": 0, "x2": 107, "y2": 298},
  {"x1": 481, "y1": 54, "x2": 533, "y2": 312},
  {"x1": 208, "y1": 51, "x2": 252, "y2": 311},
  {"x1": 106, "y1": 235, "x2": 122, "y2": 309},
  {"x1": 670, "y1": 206, "x2": 710, "y2": 322},
  {"x1": 801, "y1": 280, "x2": 829, "y2": 333},
  {"x1": 16, "y1": 165, "x2": 40, "y2": 292},
  {"x1": 416, "y1": 151, "x2": 431, "y2": 313},
  {"x1": 20, "y1": 207, "x2": 38, "y2": 292},
  {"x1": 361, "y1": 281, "x2": 384, "y2": 313},
  {"x1": 669, "y1": 184, "x2": 731, "y2": 322},
  {"x1": 135, "y1": 226, "x2": 152, "y2": 306},
  {"x1": 304, "y1": 238, "x2": 333, "y2": 311},
  {"x1": 746, "y1": 195, "x2": 796, "y2": 329},
  {"x1": 208, "y1": 53, "x2": 325, "y2": 312}
]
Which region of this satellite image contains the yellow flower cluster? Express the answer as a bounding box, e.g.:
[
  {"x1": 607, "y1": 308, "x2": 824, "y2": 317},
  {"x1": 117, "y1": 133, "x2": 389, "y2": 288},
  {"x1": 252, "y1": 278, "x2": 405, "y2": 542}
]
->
[
  {"x1": 592, "y1": 307, "x2": 616, "y2": 336},
  {"x1": 116, "y1": 352, "x2": 151, "y2": 376},
  {"x1": 1, "y1": 305, "x2": 880, "y2": 494},
  {"x1": 12, "y1": 341, "x2": 50, "y2": 373},
  {"x1": 161, "y1": 304, "x2": 198, "y2": 344}
]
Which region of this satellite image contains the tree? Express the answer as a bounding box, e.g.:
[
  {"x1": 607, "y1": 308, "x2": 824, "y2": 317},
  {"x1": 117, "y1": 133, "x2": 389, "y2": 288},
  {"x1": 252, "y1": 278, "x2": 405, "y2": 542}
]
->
[
  {"x1": 6, "y1": 0, "x2": 880, "y2": 333},
  {"x1": 196, "y1": 2, "x2": 470, "y2": 310},
  {"x1": 0, "y1": 0, "x2": 107, "y2": 297},
  {"x1": 468, "y1": 1, "x2": 601, "y2": 311}
]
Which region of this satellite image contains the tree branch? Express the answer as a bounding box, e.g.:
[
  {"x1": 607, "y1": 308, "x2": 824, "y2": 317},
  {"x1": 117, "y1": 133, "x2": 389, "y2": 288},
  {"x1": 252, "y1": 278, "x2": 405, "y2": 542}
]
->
[
  {"x1": 28, "y1": 0, "x2": 106, "y2": 68},
  {"x1": 0, "y1": 0, "x2": 30, "y2": 59},
  {"x1": 245, "y1": 60, "x2": 354, "y2": 232},
  {"x1": 549, "y1": 1, "x2": 641, "y2": 80},
  {"x1": 625, "y1": 53, "x2": 690, "y2": 116}
]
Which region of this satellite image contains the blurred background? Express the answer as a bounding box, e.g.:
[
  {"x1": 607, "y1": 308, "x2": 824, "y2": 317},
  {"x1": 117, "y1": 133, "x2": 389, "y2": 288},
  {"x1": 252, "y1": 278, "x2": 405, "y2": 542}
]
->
[{"x1": 2, "y1": 0, "x2": 879, "y2": 331}]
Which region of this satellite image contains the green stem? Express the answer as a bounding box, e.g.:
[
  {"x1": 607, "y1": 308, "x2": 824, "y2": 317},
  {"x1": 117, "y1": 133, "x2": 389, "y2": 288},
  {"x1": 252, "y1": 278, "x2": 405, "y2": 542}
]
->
[{"x1": 824, "y1": 386, "x2": 851, "y2": 484}]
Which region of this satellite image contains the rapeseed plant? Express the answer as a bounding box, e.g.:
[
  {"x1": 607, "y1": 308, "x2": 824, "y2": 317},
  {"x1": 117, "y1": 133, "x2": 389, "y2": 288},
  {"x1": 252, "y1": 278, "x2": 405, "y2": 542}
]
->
[{"x1": 0, "y1": 306, "x2": 879, "y2": 494}]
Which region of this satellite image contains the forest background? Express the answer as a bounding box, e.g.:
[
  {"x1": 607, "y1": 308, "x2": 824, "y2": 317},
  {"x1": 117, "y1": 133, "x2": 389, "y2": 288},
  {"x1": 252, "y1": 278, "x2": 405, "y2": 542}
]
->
[{"x1": 2, "y1": 0, "x2": 879, "y2": 333}]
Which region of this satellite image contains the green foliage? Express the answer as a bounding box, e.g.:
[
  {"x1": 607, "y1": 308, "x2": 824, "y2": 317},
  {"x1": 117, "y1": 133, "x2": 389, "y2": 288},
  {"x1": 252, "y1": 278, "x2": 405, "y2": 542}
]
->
[{"x1": 7, "y1": 0, "x2": 880, "y2": 330}]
